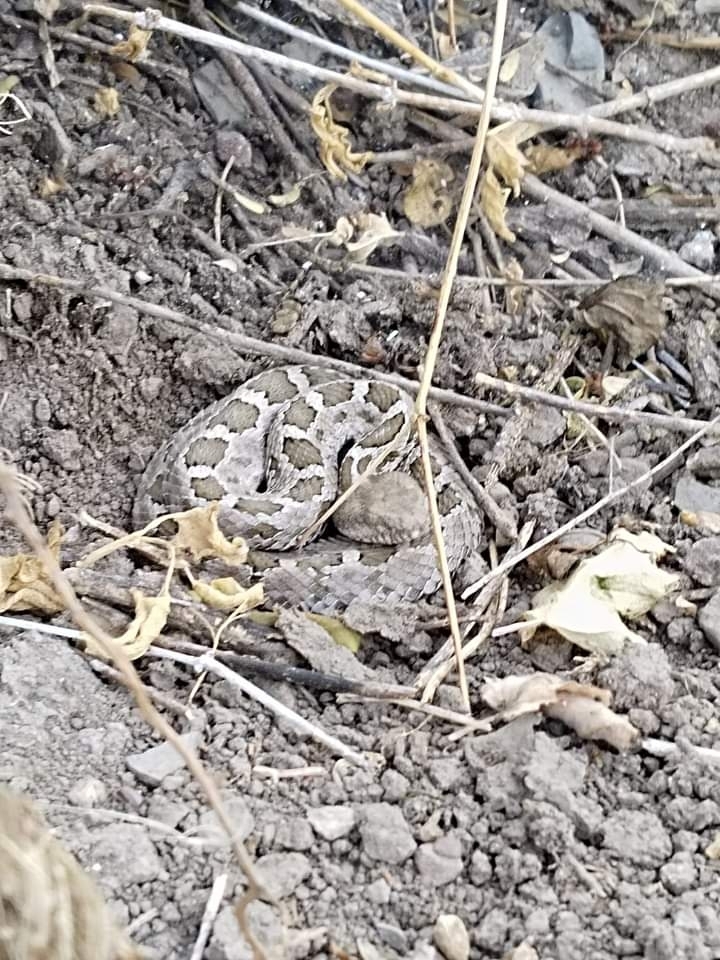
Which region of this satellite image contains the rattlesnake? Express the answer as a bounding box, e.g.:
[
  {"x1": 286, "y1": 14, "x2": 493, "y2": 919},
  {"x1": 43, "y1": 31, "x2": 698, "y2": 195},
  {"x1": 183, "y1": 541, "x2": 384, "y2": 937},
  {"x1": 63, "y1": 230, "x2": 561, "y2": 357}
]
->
[{"x1": 134, "y1": 365, "x2": 484, "y2": 613}]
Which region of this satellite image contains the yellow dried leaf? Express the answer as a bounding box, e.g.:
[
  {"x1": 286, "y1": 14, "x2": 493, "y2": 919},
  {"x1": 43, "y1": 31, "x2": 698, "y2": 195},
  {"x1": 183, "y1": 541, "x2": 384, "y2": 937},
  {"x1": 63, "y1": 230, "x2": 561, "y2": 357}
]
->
[
  {"x1": 308, "y1": 613, "x2": 361, "y2": 653},
  {"x1": 402, "y1": 158, "x2": 455, "y2": 228},
  {"x1": 525, "y1": 142, "x2": 585, "y2": 175},
  {"x1": 93, "y1": 86, "x2": 119, "y2": 118},
  {"x1": 110, "y1": 24, "x2": 151, "y2": 63},
  {"x1": 230, "y1": 189, "x2": 267, "y2": 215},
  {"x1": 39, "y1": 176, "x2": 65, "y2": 198},
  {"x1": 109, "y1": 60, "x2": 143, "y2": 89},
  {"x1": 480, "y1": 167, "x2": 516, "y2": 243},
  {"x1": 84, "y1": 589, "x2": 170, "y2": 661},
  {"x1": 0, "y1": 521, "x2": 65, "y2": 614},
  {"x1": 309, "y1": 84, "x2": 371, "y2": 181},
  {"x1": 345, "y1": 212, "x2": 403, "y2": 262},
  {"x1": 268, "y1": 184, "x2": 302, "y2": 207},
  {"x1": 499, "y1": 48, "x2": 521, "y2": 83},
  {"x1": 705, "y1": 834, "x2": 720, "y2": 859},
  {"x1": 191, "y1": 577, "x2": 264, "y2": 612},
  {"x1": 170, "y1": 504, "x2": 248, "y2": 565},
  {"x1": 486, "y1": 130, "x2": 527, "y2": 195}
]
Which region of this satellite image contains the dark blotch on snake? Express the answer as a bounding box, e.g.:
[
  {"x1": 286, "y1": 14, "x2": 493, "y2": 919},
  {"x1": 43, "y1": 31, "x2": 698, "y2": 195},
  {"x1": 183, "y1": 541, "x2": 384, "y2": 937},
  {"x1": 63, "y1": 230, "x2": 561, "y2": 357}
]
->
[
  {"x1": 359, "y1": 411, "x2": 406, "y2": 448},
  {"x1": 288, "y1": 476, "x2": 325, "y2": 500},
  {"x1": 251, "y1": 368, "x2": 298, "y2": 402},
  {"x1": 283, "y1": 436, "x2": 324, "y2": 468},
  {"x1": 233, "y1": 497, "x2": 284, "y2": 515},
  {"x1": 191, "y1": 475, "x2": 227, "y2": 500},
  {"x1": 314, "y1": 381, "x2": 355, "y2": 407},
  {"x1": 215, "y1": 399, "x2": 260, "y2": 432},
  {"x1": 185, "y1": 437, "x2": 229, "y2": 468},
  {"x1": 365, "y1": 381, "x2": 398, "y2": 413},
  {"x1": 283, "y1": 398, "x2": 318, "y2": 430}
]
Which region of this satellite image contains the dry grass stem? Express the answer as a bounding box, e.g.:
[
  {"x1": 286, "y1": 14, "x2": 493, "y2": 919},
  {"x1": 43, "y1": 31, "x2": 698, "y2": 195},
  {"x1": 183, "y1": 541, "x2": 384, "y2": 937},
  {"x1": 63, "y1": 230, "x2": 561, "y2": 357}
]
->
[{"x1": 412, "y1": 0, "x2": 509, "y2": 713}]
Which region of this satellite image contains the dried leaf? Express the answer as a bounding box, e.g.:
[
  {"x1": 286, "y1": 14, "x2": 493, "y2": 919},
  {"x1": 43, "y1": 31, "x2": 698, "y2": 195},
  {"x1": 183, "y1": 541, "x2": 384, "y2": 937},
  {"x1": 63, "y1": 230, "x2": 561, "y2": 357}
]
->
[
  {"x1": 170, "y1": 504, "x2": 248, "y2": 565},
  {"x1": 326, "y1": 216, "x2": 355, "y2": 246},
  {"x1": 212, "y1": 258, "x2": 238, "y2": 273},
  {"x1": 705, "y1": 834, "x2": 720, "y2": 859},
  {"x1": 0, "y1": 522, "x2": 65, "y2": 614},
  {"x1": 0, "y1": 76, "x2": 20, "y2": 95},
  {"x1": 578, "y1": 278, "x2": 668, "y2": 366},
  {"x1": 110, "y1": 24, "x2": 152, "y2": 63},
  {"x1": 93, "y1": 87, "x2": 119, "y2": 118},
  {"x1": 308, "y1": 613, "x2": 361, "y2": 653},
  {"x1": 545, "y1": 695, "x2": 640, "y2": 751},
  {"x1": 309, "y1": 84, "x2": 371, "y2": 181},
  {"x1": 523, "y1": 529, "x2": 680, "y2": 656},
  {"x1": 525, "y1": 142, "x2": 586, "y2": 175},
  {"x1": 84, "y1": 588, "x2": 170, "y2": 661},
  {"x1": 230, "y1": 189, "x2": 267, "y2": 215},
  {"x1": 480, "y1": 167, "x2": 515, "y2": 243},
  {"x1": 345, "y1": 212, "x2": 403, "y2": 263},
  {"x1": 268, "y1": 183, "x2": 302, "y2": 207},
  {"x1": 499, "y1": 48, "x2": 521, "y2": 83},
  {"x1": 34, "y1": 0, "x2": 59, "y2": 18},
  {"x1": 38, "y1": 176, "x2": 66, "y2": 198},
  {"x1": 402, "y1": 158, "x2": 454, "y2": 228},
  {"x1": 482, "y1": 673, "x2": 639, "y2": 751},
  {"x1": 191, "y1": 577, "x2": 264, "y2": 612},
  {"x1": 109, "y1": 61, "x2": 143, "y2": 89},
  {"x1": 486, "y1": 130, "x2": 527, "y2": 195}
]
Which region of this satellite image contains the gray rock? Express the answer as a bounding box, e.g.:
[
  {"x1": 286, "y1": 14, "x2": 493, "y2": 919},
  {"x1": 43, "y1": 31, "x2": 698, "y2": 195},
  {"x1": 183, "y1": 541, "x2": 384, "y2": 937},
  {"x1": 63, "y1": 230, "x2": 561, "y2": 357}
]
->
[
  {"x1": 256, "y1": 852, "x2": 311, "y2": 900},
  {"x1": 67, "y1": 776, "x2": 107, "y2": 807},
  {"x1": 365, "y1": 877, "x2": 391, "y2": 905},
  {"x1": 214, "y1": 129, "x2": 252, "y2": 165},
  {"x1": 208, "y1": 902, "x2": 283, "y2": 960},
  {"x1": 434, "y1": 914, "x2": 470, "y2": 960},
  {"x1": 415, "y1": 834, "x2": 464, "y2": 887},
  {"x1": 685, "y1": 536, "x2": 720, "y2": 586},
  {"x1": 146, "y1": 797, "x2": 189, "y2": 829},
  {"x1": 470, "y1": 850, "x2": 492, "y2": 885},
  {"x1": 674, "y1": 474, "x2": 720, "y2": 515},
  {"x1": 427, "y1": 758, "x2": 463, "y2": 792},
  {"x1": 275, "y1": 816, "x2": 314, "y2": 851},
  {"x1": 359, "y1": 803, "x2": 416, "y2": 864},
  {"x1": 307, "y1": 805, "x2": 356, "y2": 841},
  {"x1": 197, "y1": 792, "x2": 254, "y2": 844},
  {"x1": 90, "y1": 823, "x2": 162, "y2": 888},
  {"x1": 475, "y1": 907, "x2": 509, "y2": 953},
  {"x1": 381, "y1": 768, "x2": 410, "y2": 801},
  {"x1": 126, "y1": 731, "x2": 202, "y2": 787},
  {"x1": 375, "y1": 921, "x2": 408, "y2": 953},
  {"x1": 679, "y1": 229, "x2": 715, "y2": 271},
  {"x1": 698, "y1": 591, "x2": 720, "y2": 651},
  {"x1": 603, "y1": 810, "x2": 672, "y2": 867},
  {"x1": 42, "y1": 428, "x2": 82, "y2": 471},
  {"x1": 659, "y1": 852, "x2": 697, "y2": 894},
  {"x1": 688, "y1": 445, "x2": 720, "y2": 479}
]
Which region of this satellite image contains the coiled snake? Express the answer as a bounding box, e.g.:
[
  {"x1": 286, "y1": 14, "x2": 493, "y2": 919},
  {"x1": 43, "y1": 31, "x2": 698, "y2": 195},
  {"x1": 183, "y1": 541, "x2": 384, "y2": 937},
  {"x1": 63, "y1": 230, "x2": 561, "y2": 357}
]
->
[{"x1": 134, "y1": 365, "x2": 484, "y2": 613}]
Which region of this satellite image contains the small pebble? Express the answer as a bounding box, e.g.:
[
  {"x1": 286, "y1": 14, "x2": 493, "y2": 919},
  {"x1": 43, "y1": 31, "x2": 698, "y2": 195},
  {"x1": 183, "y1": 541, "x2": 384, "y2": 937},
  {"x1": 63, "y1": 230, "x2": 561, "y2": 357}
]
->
[{"x1": 434, "y1": 914, "x2": 470, "y2": 960}]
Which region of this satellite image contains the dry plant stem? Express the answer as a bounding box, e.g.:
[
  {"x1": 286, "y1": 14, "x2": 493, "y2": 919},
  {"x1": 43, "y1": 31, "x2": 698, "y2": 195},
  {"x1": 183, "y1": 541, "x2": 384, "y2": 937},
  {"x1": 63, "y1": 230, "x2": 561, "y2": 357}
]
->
[
  {"x1": 0, "y1": 467, "x2": 272, "y2": 960},
  {"x1": 2, "y1": 264, "x2": 717, "y2": 437},
  {"x1": 81, "y1": 4, "x2": 720, "y2": 160},
  {"x1": 331, "y1": 0, "x2": 486, "y2": 100},
  {"x1": 231, "y1": 0, "x2": 465, "y2": 99},
  {"x1": 412, "y1": 0, "x2": 508, "y2": 715},
  {"x1": 190, "y1": 873, "x2": 228, "y2": 960},
  {"x1": 461, "y1": 416, "x2": 720, "y2": 600},
  {"x1": 473, "y1": 370, "x2": 720, "y2": 436},
  {"x1": 148, "y1": 646, "x2": 369, "y2": 765},
  {"x1": 521, "y1": 175, "x2": 720, "y2": 294},
  {"x1": 415, "y1": 522, "x2": 535, "y2": 696},
  {"x1": 430, "y1": 403, "x2": 517, "y2": 541}
]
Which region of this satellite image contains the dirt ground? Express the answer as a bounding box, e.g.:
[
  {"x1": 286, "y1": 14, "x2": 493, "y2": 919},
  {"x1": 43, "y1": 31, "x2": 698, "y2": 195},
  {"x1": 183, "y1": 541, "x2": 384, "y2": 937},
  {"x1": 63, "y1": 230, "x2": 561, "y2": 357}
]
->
[{"x1": 1, "y1": 1, "x2": 720, "y2": 958}]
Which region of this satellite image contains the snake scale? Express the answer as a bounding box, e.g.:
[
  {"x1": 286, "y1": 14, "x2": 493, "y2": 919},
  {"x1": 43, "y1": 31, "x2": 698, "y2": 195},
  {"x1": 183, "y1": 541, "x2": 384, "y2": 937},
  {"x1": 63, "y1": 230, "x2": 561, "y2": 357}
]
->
[{"x1": 134, "y1": 365, "x2": 484, "y2": 613}]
